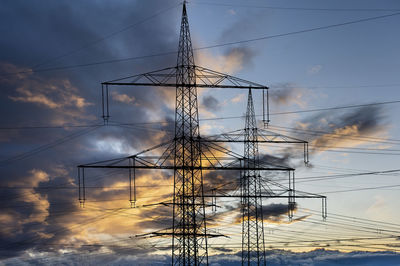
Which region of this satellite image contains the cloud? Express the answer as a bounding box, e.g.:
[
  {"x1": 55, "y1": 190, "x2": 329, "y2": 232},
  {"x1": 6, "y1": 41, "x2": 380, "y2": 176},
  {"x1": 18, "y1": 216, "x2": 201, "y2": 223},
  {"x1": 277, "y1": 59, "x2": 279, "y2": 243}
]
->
[
  {"x1": 5, "y1": 245, "x2": 400, "y2": 265},
  {"x1": 232, "y1": 203, "x2": 298, "y2": 225},
  {"x1": 111, "y1": 91, "x2": 136, "y2": 104},
  {"x1": 262, "y1": 203, "x2": 294, "y2": 223},
  {"x1": 197, "y1": 46, "x2": 255, "y2": 74},
  {"x1": 210, "y1": 249, "x2": 400, "y2": 266},
  {"x1": 7, "y1": 68, "x2": 91, "y2": 110},
  {"x1": 202, "y1": 95, "x2": 221, "y2": 112},
  {"x1": 0, "y1": 0, "x2": 180, "y2": 260},
  {"x1": 3, "y1": 63, "x2": 95, "y2": 126},
  {"x1": 296, "y1": 106, "x2": 387, "y2": 153},
  {"x1": 269, "y1": 83, "x2": 309, "y2": 108}
]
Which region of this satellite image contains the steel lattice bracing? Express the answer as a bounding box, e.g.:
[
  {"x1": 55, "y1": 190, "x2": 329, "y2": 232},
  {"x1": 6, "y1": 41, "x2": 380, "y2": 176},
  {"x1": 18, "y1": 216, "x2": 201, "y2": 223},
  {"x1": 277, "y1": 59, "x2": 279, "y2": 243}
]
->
[
  {"x1": 172, "y1": 2, "x2": 208, "y2": 265},
  {"x1": 241, "y1": 89, "x2": 266, "y2": 265}
]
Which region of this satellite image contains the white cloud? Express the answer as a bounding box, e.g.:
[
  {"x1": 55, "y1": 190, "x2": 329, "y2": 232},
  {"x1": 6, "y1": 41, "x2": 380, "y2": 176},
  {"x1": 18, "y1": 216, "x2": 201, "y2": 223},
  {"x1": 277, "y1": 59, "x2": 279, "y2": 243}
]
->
[{"x1": 111, "y1": 91, "x2": 136, "y2": 104}]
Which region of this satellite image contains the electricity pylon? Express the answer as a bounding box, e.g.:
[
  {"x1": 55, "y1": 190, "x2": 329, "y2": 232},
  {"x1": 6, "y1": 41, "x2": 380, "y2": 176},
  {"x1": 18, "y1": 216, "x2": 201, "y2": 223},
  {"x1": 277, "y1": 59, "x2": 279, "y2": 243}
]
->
[
  {"x1": 241, "y1": 89, "x2": 266, "y2": 265},
  {"x1": 77, "y1": 2, "x2": 327, "y2": 265},
  {"x1": 172, "y1": 2, "x2": 208, "y2": 264}
]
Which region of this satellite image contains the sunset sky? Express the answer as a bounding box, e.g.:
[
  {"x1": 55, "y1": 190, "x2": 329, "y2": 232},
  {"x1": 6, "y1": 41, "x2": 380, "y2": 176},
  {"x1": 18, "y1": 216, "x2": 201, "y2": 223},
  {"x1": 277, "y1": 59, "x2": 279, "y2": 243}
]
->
[{"x1": 1, "y1": 0, "x2": 400, "y2": 265}]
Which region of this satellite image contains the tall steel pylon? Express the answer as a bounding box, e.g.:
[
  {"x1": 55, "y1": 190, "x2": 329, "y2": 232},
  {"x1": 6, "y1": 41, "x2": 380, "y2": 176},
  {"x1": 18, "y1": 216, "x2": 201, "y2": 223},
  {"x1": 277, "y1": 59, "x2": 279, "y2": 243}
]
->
[
  {"x1": 173, "y1": 2, "x2": 208, "y2": 265},
  {"x1": 241, "y1": 89, "x2": 266, "y2": 265}
]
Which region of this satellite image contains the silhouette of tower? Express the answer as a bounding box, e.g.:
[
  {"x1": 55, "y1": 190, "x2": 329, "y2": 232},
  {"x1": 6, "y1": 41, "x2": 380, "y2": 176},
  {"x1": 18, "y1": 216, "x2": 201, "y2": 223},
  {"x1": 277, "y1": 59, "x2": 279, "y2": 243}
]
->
[
  {"x1": 172, "y1": 2, "x2": 208, "y2": 265},
  {"x1": 241, "y1": 89, "x2": 266, "y2": 265}
]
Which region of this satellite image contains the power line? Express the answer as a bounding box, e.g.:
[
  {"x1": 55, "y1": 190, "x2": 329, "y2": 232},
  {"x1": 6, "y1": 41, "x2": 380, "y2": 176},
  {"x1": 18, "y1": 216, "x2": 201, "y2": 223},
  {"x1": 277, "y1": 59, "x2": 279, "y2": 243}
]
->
[
  {"x1": 0, "y1": 126, "x2": 101, "y2": 166},
  {"x1": 268, "y1": 125, "x2": 400, "y2": 144},
  {"x1": 193, "y1": 2, "x2": 400, "y2": 12},
  {"x1": 3, "y1": 98, "x2": 399, "y2": 151},
  {"x1": 0, "y1": 208, "x2": 129, "y2": 251},
  {"x1": 295, "y1": 169, "x2": 400, "y2": 183},
  {"x1": 0, "y1": 50, "x2": 178, "y2": 76},
  {"x1": 304, "y1": 208, "x2": 400, "y2": 228},
  {"x1": 267, "y1": 143, "x2": 400, "y2": 156},
  {"x1": 30, "y1": 3, "x2": 180, "y2": 69},
  {"x1": 272, "y1": 83, "x2": 400, "y2": 89},
  {"x1": 0, "y1": 124, "x2": 102, "y2": 130},
  {"x1": 190, "y1": 12, "x2": 400, "y2": 50},
  {"x1": 269, "y1": 100, "x2": 400, "y2": 116},
  {"x1": 268, "y1": 126, "x2": 400, "y2": 148},
  {"x1": 115, "y1": 99, "x2": 400, "y2": 125},
  {"x1": 311, "y1": 148, "x2": 400, "y2": 156},
  {"x1": 320, "y1": 184, "x2": 400, "y2": 194},
  {"x1": 2, "y1": 11, "x2": 400, "y2": 77},
  {"x1": 199, "y1": 99, "x2": 400, "y2": 125},
  {"x1": 269, "y1": 142, "x2": 400, "y2": 153}
]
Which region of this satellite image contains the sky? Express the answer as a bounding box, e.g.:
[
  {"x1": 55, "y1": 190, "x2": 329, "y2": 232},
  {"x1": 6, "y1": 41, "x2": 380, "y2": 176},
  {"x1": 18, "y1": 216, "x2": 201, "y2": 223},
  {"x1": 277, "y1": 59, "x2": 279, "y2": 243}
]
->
[{"x1": 1, "y1": 0, "x2": 400, "y2": 265}]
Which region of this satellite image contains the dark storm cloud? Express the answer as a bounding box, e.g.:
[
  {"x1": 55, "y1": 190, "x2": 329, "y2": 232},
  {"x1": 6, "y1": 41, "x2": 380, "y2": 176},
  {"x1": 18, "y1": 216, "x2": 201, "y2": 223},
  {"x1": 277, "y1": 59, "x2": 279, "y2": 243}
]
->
[
  {"x1": 202, "y1": 95, "x2": 220, "y2": 112},
  {"x1": 269, "y1": 83, "x2": 305, "y2": 106},
  {"x1": 0, "y1": 0, "x2": 180, "y2": 129},
  {"x1": 270, "y1": 87, "x2": 293, "y2": 105},
  {"x1": 261, "y1": 203, "x2": 296, "y2": 223},
  {"x1": 308, "y1": 106, "x2": 383, "y2": 136},
  {"x1": 267, "y1": 105, "x2": 388, "y2": 166},
  {"x1": 0, "y1": 168, "x2": 78, "y2": 259},
  {"x1": 0, "y1": 0, "x2": 181, "y2": 260},
  {"x1": 260, "y1": 154, "x2": 292, "y2": 168},
  {"x1": 232, "y1": 203, "x2": 296, "y2": 224},
  {"x1": 297, "y1": 105, "x2": 386, "y2": 150}
]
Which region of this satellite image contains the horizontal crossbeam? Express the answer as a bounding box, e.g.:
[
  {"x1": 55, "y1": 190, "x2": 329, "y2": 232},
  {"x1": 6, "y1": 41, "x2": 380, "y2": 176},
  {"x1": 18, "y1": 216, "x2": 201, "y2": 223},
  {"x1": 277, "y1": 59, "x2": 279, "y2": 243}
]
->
[{"x1": 78, "y1": 165, "x2": 294, "y2": 171}]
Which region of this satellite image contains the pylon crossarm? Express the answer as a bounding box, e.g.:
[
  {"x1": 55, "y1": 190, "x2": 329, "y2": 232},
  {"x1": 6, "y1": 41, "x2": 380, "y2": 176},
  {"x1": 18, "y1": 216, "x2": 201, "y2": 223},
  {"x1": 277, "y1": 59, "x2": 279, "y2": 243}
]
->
[
  {"x1": 257, "y1": 128, "x2": 308, "y2": 143},
  {"x1": 194, "y1": 66, "x2": 268, "y2": 89},
  {"x1": 101, "y1": 65, "x2": 268, "y2": 90},
  {"x1": 79, "y1": 164, "x2": 293, "y2": 171},
  {"x1": 79, "y1": 138, "x2": 295, "y2": 170},
  {"x1": 129, "y1": 138, "x2": 175, "y2": 157},
  {"x1": 200, "y1": 140, "x2": 295, "y2": 170},
  {"x1": 103, "y1": 66, "x2": 177, "y2": 84},
  {"x1": 145, "y1": 232, "x2": 226, "y2": 238},
  {"x1": 135, "y1": 227, "x2": 174, "y2": 239},
  {"x1": 257, "y1": 158, "x2": 294, "y2": 171},
  {"x1": 294, "y1": 189, "x2": 326, "y2": 199},
  {"x1": 201, "y1": 129, "x2": 310, "y2": 164},
  {"x1": 201, "y1": 128, "x2": 308, "y2": 144},
  {"x1": 136, "y1": 226, "x2": 226, "y2": 239},
  {"x1": 202, "y1": 194, "x2": 324, "y2": 199}
]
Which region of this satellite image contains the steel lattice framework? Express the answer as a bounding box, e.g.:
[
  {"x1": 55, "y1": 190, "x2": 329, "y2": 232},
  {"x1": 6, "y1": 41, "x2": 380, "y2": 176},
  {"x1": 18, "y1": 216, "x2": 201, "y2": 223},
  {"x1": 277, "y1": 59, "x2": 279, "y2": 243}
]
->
[
  {"x1": 77, "y1": 2, "x2": 327, "y2": 265},
  {"x1": 241, "y1": 89, "x2": 266, "y2": 265},
  {"x1": 172, "y1": 3, "x2": 208, "y2": 264}
]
